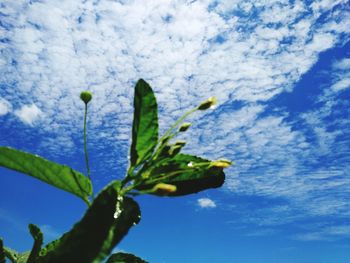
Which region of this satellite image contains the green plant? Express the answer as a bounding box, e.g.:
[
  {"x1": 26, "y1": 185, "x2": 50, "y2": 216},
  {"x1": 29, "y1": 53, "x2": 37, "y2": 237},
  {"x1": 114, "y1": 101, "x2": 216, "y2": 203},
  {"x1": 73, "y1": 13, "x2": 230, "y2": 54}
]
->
[{"x1": 0, "y1": 79, "x2": 231, "y2": 262}]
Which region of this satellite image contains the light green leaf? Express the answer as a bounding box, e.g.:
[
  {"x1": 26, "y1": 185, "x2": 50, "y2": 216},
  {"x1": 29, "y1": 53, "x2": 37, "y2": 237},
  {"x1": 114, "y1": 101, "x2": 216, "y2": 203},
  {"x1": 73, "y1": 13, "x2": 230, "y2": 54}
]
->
[
  {"x1": 16, "y1": 252, "x2": 30, "y2": 263},
  {"x1": 3, "y1": 246, "x2": 18, "y2": 263},
  {"x1": 130, "y1": 79, "x2": 158, "y2": 167},
  {"x1": 137, "y1": 154, "x2": 225, "y2": 196},
  {"x1": 106, "y1": 252, "x2": 148, "y2": 263},
  {"x1": 36, "y1": 181, "x2": 141, "y2": 263},
  {"x1": 2, "y1": 247, "x2": 29, "y2": 263},
  {"x1": 0, "y1": 147, "x2": 92, "y2": 204}
]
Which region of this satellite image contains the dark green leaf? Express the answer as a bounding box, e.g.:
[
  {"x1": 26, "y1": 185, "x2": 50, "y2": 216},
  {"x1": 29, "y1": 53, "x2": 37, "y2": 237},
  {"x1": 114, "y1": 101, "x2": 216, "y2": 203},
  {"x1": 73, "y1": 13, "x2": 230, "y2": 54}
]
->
[
  {"x1": 36, "y1": 181, "x2": 141, "y2": 263},
  {"x1": 137, "y1": 154, "x2": 225, "y2": 196},
  {"x1": 0, "y1": 239, "x2": 5, "y2": 263},
  {"x1": 106, "y1": 252, "x2": 148, "y2": 263},
  {"x1": 0, "y1": 147, "x2": 92, "y2": 204},
  {"x1": 130, "y1": 79, "x2": 158, "y2": 167},
  {"x1": 27, "y1": 224, "x2": 43, "y2": 263}
]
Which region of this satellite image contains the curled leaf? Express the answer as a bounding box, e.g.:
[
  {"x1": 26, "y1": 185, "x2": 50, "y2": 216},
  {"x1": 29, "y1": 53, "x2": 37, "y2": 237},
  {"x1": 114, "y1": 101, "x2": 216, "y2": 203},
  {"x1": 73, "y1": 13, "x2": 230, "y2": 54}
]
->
[{"x1": 137, "y1": 154, "x2": 225, "y2": 196}]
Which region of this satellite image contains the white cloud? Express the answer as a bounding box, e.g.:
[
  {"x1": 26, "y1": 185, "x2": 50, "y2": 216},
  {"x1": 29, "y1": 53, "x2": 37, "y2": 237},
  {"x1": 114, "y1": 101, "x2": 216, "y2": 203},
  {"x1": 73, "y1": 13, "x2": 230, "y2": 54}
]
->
[
  {"x1": 1, "y1": 0, "x2": 348, "y2": 136},
  {"x1": 15, "y1": 104, "x2": 43, "y2": 126},
  {"x1": 0, "y1": 98, "x2": 12, "y2": 116},
  {"x1": 295, "y1": 225, "x2": 350, "y2": 241},
  {"x1": 333, "y1": 58, "x2": 350, "y2": 70},
  {"x1": 1, "y1": 0, "x2": 350, "y2": 238},
  {"x1": 294, "y1": 232, "x2": 326, "y2": 241},
  {"x1": 197, "y1": 198, "x2": 216, "y2": 208},
  {"x1": 245, "y1": 228, "x2": 277, "y2": 237},
  {"x1": 331, "y1": 78, "x2": 350, "y2": 92},
  {"x1": 311, "y1": 0, "x2": 345, "y2": 13},
  {"x1": 329, "y1": 58, "x2": 350, "y2": 92}
]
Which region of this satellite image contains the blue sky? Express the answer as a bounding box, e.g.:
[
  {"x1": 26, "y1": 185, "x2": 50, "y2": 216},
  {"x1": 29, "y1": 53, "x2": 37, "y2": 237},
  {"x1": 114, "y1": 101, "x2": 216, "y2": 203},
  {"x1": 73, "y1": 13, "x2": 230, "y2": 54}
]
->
[{"x1": 0, "y1": 0, "x2": 350, "y2": 262}]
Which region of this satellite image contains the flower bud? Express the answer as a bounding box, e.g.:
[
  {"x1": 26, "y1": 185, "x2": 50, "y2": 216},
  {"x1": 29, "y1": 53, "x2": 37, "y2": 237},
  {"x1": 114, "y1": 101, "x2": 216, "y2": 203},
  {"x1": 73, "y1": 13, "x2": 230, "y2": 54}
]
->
[
  {"x1": 168, "y1": 145, "x2": 182, "y2": 156},
  {"x1": 174, "y1": 140, "x2": 186, "y2": 147},
  {"x1": 198, "y1": 97, "x2": 217, "y2": 110},
  {"x1": 159, "y1": 145, "x2": 171, "y2": 157},
  {"x1": 152, "y1": 183, "x2": 177, "y2": 195},
  {"x1": 80, "y1": 91, "x2": 93, "y2": 104},
  {"x1": 179, "y1": 122, "x2": 191, "y2": 132},
  {"x1": 210, "y1": 159, "x2": 232, "y2": 168}
]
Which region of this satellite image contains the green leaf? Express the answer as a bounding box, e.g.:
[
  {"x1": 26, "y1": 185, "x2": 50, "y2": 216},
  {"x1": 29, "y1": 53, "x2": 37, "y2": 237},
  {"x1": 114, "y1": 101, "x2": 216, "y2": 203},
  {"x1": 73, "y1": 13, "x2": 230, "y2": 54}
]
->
[
  {"x1": 0, "y1": 239, "x2": 5, "y2": 263},
  {"x1": 0, "y1": 146, "x2": 92, "y2": 204},
  {"x1": 27, "y1": 224, "x2": 43, "y2": 263},
  {"x1": 106, "y1": 252, "x2": 148, "y2": 263},
  {"x1": 16, "y1": 252, "x2": 30, "y2": 263},
  {"x1": 137, "y1": 154, "x2": 225, "y2": 196},
  {"x1": 3, "y1": 246, "x2": 18, "y2": 263},
  {"x1": 130, "y1": 79, "x2": 158, "y2": 167},
  {"x1": 1, "y1": 240, "x2": 30, "y2": 263},
  {"x1": 36, "y1": 181, "x2": 141, "y2": 263}
]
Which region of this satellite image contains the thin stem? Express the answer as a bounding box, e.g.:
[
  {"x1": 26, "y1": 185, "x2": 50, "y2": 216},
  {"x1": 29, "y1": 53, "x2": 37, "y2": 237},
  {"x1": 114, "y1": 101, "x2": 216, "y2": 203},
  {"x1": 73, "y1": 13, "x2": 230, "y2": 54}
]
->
[
  {"x1": 121, "y1": 164, "x2": 209, "y2": 196},
  {"x1": 151, "y1": 107, "x2": 198, "y2": 161},
  {"x1": 83, "y1": 103, "x2": 91, "y2": 182},
  {"x1": 159, "y1": 108, "x2": 197, "y2": 143},
  {"x1": 141, "y1": 168, "x2": 193, "y2": 185},
  {"x1": 120, "y1": 183, "x2": 136, "y2": 196}
]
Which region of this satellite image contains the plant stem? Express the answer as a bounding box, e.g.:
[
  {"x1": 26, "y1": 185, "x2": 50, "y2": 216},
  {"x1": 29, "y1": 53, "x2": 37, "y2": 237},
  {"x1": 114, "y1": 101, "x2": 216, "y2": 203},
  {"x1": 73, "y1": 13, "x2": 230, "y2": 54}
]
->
[
  {"x1": 151, "y1": 107, "x2": 197, "y2": 161},
  {"x1": 83, "y1": 103, "x2": 91, "y2": 182},
  {"x1": 159, "y1": 108, "x2": 197, "y2": 142}
]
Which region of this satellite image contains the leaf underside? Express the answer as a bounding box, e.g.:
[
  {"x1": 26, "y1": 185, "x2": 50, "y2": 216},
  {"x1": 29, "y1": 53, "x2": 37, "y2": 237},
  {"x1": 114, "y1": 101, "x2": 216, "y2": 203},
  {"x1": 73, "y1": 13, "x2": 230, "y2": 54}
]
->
[
  {"x1": 36, "y1": 181, "x2": 141, "y2": 263},
  {"x1": 0, "y1": 147, "x2": 92, "y2": 204},
  {"x1": 130, "y1": 79, "x2": 159, "y2": 167},
  {"x1": 106, "y1": 252, "x2": 148, "y2": 263},
  {"x1": 138, "y1": 154, "x2": 225, "y2": 196}
]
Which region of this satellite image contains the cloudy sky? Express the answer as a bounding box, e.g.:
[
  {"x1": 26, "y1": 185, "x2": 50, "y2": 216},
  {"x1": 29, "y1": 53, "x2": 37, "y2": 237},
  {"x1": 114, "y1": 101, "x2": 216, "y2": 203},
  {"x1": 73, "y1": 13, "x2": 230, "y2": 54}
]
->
[{"x1": 0, "y1": 0, "x2": 350, "y2": 262}]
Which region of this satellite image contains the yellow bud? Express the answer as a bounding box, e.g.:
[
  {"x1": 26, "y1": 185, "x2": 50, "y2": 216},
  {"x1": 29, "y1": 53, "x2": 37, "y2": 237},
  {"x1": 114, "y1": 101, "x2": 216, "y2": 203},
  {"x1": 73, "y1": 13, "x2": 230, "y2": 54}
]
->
[
  {"x1": 152, "y1": 183, "x2": 177, "y2": 195},
  {"x1": 210, "y1": 159, "x2": 232, "y2": 168},
  {"x1": 198, "y1": 97, "x2": 217, "y2": 110}
]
